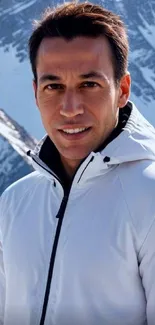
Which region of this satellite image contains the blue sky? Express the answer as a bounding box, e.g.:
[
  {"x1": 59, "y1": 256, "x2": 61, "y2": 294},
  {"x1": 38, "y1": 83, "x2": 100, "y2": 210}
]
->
[{"x1": 0, "y1": 47, "x2": 45, "y2": 140}]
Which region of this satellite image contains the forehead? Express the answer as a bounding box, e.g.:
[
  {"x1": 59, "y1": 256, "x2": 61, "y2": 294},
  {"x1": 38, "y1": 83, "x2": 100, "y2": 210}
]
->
[{"x1": 36, "y1": 36, "x2": 114, "y2": 77}]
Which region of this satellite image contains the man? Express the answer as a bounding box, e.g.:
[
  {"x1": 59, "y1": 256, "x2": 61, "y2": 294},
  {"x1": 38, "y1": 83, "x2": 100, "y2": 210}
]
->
[{"x1": 0, "y1": 2, "x2": 155, "y2": 325}]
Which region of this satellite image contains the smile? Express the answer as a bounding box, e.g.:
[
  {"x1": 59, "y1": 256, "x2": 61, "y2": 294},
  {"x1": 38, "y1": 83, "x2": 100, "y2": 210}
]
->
[
  {"x1": 62, "y1": 127, "x2": 89, "y2": 134},
  {"x1": 59, "y1": 127, "x2": 91, "y2": 140}
]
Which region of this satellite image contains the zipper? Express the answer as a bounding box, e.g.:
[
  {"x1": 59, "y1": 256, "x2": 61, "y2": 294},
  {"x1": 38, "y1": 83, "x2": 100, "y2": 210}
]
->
[
  {"x1": 33, "y1": 153, "x2": 94, "y2": 325},
  {"x1": 39, "y1": 190, "x2": 69, "y2": 325},
  {"x1": 77, "y1": 156, "x2": 94, "y2": 183},
  {"x1": 31, "y1": 156, "x2": 62, "y2": 184}
]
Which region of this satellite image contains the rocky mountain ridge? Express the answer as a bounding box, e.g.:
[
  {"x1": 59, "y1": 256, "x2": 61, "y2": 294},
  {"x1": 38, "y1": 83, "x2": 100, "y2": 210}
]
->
[{"x1": 0, "y1": 108, "x2": 37, "y2": 194}]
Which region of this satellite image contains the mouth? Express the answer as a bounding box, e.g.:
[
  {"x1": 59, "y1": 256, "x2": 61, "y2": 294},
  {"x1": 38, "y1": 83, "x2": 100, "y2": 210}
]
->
[
  {"x1": 61, "y1": 127, "x2": 90, "y2": 134},
  {"x1": 58, "y1": 126, "x2": 91, "y2": 139}
]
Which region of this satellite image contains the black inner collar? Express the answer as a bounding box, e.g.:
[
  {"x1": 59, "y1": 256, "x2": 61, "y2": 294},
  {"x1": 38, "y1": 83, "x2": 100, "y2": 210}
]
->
[
  {"x1": 39, "y1": 102, "x2": 132, "y2": 187},
  {"x1": 96, "y1": 102, "x2": 132, "y2": 152}
]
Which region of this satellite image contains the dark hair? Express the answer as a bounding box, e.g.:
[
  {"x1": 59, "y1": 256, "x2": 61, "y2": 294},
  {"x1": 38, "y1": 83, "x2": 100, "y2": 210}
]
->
[{"x1": 28, "y1": 1, "x2": 129, "y2": 84}]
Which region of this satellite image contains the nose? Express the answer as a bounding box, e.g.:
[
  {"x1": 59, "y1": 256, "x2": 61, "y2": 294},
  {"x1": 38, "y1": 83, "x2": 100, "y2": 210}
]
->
[{"x1": 60, "y1": 89, "x2": 84, "y2": 117}]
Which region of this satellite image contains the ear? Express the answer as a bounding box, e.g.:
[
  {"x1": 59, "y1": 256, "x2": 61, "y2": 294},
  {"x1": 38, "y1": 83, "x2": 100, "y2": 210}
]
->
[
  {"x1": 118, "y1": 73, "x2": 131, "y2": 108},
  {"x1": 33, "y1": 80, "x2": 38, "y2": 107}
]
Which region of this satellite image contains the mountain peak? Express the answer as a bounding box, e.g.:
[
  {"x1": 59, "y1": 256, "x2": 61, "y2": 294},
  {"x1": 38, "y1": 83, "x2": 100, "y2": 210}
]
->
[
  {"x1": 0, "y1": 109, "x2": 37, "y2": 195},
  {"x1": 0, "y1": 108, "x2": 37, "y2": 165}
]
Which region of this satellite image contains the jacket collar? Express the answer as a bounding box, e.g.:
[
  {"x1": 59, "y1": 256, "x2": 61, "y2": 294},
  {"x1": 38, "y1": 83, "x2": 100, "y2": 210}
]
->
[
  {"x1": 28, "y1": 101, "x2": 155, "y2": 186},
  {"x1": 30, "y1": 102, "x2": 131, "y2": 183}
]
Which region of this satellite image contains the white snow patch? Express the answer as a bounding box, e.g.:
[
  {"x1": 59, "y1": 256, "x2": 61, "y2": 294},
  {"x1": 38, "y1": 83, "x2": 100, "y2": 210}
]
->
[
  {"x1": 113, "y1": 0, "x2": 124, "y2": 12},
  {"x1": 138, "y1": 12, "x2": 155, "y2": 49},
  {"x1": 1, "y1": 0, "x2": 37, "y2": 15},
  {"x1": 130, "y1": 48, "x2": 150, "y2": 61},
  {"x1": 0, "y1": 136, "x2": 20, "y2": 175},
  {"x1": 0, "y1": 109, "x2": 37, "y2": 165},
  {"x1": 140, "y1": 66, "x2": 155, "y2": 87},
  {"x1": 130, "y1": 93, "x2": 155, "y2": 127}
]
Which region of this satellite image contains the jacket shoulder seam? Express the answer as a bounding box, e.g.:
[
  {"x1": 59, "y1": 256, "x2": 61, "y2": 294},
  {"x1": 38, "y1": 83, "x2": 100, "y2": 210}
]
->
[
  {"x1": 138, "y1": 215, "x2": 155, "y2": 257},
  {"x1": 117, "y1": 174, "x2": 138, "y2": 237},
  {"x1": 118, "y1": 172, "x2": 155, "y2": 254}
]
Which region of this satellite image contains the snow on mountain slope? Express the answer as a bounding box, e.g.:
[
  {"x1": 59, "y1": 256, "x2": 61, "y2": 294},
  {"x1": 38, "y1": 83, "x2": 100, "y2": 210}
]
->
[
  {"x1": 0, "y1": 0, "x2": 155, "y2": 139},
  {"x1": 0, "y1": 108, "x2": 37, "y2": 194}
]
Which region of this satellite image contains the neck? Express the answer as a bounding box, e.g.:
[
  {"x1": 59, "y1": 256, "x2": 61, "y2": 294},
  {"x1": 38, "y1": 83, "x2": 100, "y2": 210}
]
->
[{"x1": 60, "y1": 156, "x2": 82, "y2": 179}]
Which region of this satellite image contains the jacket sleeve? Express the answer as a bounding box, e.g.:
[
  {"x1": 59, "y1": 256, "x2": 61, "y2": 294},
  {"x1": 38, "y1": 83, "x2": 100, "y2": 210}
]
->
[
  {"x1": 0, "y1": 197, "x2": 6, "y2": 325},
  {"x1": 138, "y1": 218, "x2": 155, "y2": 325}
]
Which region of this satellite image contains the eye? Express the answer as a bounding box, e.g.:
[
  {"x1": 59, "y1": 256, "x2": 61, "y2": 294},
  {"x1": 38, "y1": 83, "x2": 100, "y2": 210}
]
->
[
  {"x1": 45, "y1": 83, "x2": 64, "y2": 90},
  {"x1": 81, "y1": 81, "x2": 99, "y2": 88}
]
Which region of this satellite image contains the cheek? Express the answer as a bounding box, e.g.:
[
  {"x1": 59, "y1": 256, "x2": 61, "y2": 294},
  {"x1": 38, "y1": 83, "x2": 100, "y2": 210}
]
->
[
  {"x1": 37, "y1": 93, "x2": 59, "y2": 121},
  {"x1": 87, "y1": 93, "x2": 107, "y2": 118},
  {"x1": 87, "y1": 88, "x2": 112, "y2": 108},
  {"x1": 37, "y1": 93, "x2": 55, "y2": 108},
  {"x1": 90, "y1": 94, "x2": 117, "y2": 127},
  {"x1": 37, "y1": 98, "x2": 54, "y2": 126}
]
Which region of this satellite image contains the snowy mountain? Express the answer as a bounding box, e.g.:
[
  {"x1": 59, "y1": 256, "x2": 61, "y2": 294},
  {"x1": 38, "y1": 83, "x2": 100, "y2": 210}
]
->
[
  {"x1": 102, "y1": 0, "x2": 155, "y2": 123},
  {"x1": 0, "y1": 109, "x2": 37, "y2": 195},
  {"x1": 0, "y1": 0, "x2": 155, "y2": 139}
]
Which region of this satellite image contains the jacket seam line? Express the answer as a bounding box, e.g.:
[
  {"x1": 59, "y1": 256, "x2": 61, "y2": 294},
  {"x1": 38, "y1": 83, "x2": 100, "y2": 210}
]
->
[
  {"x1": 117, "y1": 174, "x2": 138, "y2": 236},
  {"x1": 118, "y1": 173, "x2": 155, "y2": 256},
  {"x1": 137, "y1": 215, "x2": 155, "y2": 258}
]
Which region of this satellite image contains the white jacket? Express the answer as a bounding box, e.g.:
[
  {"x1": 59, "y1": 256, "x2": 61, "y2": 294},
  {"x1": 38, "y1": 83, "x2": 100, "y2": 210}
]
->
[{"x1": 1, "y1": 102, "x2": 155, "y2": 325}]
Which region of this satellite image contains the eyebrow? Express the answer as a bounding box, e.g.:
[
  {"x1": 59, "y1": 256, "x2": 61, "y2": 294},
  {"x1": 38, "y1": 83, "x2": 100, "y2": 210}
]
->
[
  {"x1": 39, "y1": 71, "x2": 108, "y2": 83},
  {"x1": 80, "y1": 71, "x2": 108, "y2": 82},
  {"x1": 39, "y1": 74, "x2": 61, "y2": 83}
]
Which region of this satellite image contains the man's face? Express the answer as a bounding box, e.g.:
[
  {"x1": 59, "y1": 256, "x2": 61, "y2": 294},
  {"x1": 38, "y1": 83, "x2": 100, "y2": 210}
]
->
[{"x1": 34, "y1": 36, "x2": 130, "y2": 175}]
